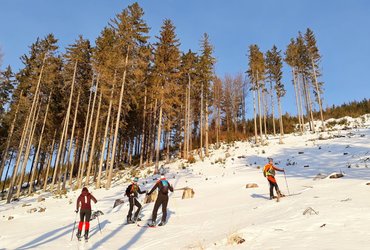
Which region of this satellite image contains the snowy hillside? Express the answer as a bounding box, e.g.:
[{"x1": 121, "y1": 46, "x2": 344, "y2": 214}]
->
[{"x1": 1, "y1": 115, "x2": 370, "y2": 250}]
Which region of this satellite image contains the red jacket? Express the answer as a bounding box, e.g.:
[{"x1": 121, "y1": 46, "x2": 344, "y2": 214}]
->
[{"x1": 76, "y1": 189, "x2": 97, "y2": 211}]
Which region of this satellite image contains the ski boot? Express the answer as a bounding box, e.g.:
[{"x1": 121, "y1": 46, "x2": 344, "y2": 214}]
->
[
  {"x1": 133, "y1": 216, "x2": 142, "y2": 222},
  {"x1": 84, "y1": 230, "x2": 89, "y2": 242},
  {"x1": 127, "y1": 216, "x2": 134, "y2": 224},
  {"x1": 158, "y1": 221, "x2": 166, "y2": 226},
  {"x1": 76, "y1": 230, "x2": 82, "y2": 241},
  {"x1": 147, "y1": 220, "x2": 156, "y2": 227}
]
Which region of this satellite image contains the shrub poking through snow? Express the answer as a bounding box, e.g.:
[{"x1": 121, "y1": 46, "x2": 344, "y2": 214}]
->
[
  {"x1": 182, "y1": 188, "x2": 195, "y2": 199},
  {"x1": 329, "y1": 173, "x2": 344, "y2": 179},
  {"x1": 245, "y1": 183, "x2": 258, "y2": 188},
  {"x1": 187, "y1": 155, "x2": 196, "y2": 164},
  {"x1": 227, "y1": 233, "x2": 245, "y2": 245}
]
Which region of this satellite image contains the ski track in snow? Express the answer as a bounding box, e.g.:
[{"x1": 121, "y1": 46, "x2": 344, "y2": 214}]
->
[{"x1": 1, "y1": 116, "x2": 370, "y2": 249}]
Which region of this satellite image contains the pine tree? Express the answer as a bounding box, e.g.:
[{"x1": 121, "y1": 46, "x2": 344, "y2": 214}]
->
[
  {"x1": 305, "y1": 28, "x2": 325, "y2": 131},
  {"x1": 152, "y1": 19, "x2": 181, "y2": 172},
  {"x1": 197, "y1": 33, "x2": 215, "y2": 158},
  {"x1": 266, "y1": 45, "x2": 285, "y2": 143}
]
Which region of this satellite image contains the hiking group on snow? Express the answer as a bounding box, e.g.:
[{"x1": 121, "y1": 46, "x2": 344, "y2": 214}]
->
[{"x1": 74, "y1": 157, "x2": 284, "y2": 241}]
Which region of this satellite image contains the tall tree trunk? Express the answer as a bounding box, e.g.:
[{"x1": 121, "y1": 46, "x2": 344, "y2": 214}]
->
[
  {"x1": 139, "y1": 87, "x2": 147, "y2": 167},
  {"x1": 106, "y1": 50, "x2": 129, "y2": 189},
  {"x1": 52, "y1": 62, "x2": 78, "y2": 192},
  {"x1": 187, "y1": 75, "x2": 191, "y2": 154},
  {"x1": 200, "y1": 82, "x2": 203, "y2": 160},
  {"x1": 28, "y1": 92, "x2": 51, "y2": 194},
  {"x1": 96, "y1": 84, "x2": 114, "y2": 188},
  {"x1": 85, "y1": 91, "x2": 102, "y2": 186},
  {"x1": 183, "y1": 85, "x2": 188, "y2": 159},
  {"x1": 166, "y1": 122, "x2": 170, "y2": 163},
  {"x1": 76, "y1": 77, "x2": 95, "y2": 189},
  {"x1": 296, "y1": 73, "x2": 305, "y2": 132},
  {"x1": 205, "y1": 100, "x2": 209, "y2": 157},
  {"x1": 277, "y1": 96, "x2": 284, "y2": 144},
  {"x1": 64, "y1": 91, "x2": 80, "y2": 189},
  {"x1": 1, "y1": 151, "x2": 14, "y2": 193},
  {"x1": 292, "y1": 68, "x2": 303, "y2": 133},
  {"x1": 78, "y1": 76, "x2": 99, "y2": 188},
  {"x1": 43, "y1": 131, "x2": 56, "y2": 191},
  {"x1": 311, "y1": 59, "x2": 325, "y2": 131},
  {"x1": 69, "y1": 130, "x2": 80, "y2": 187},
  {"x1": 253, "y1": 89, "x2": 258, "y2": 144},
  {"x1": 303, "y1": 76, "x2": 315, "y2": 132},
  {"x1": 7, "y1": 57, "x2": 45, "y2": 203},
  {"x1": 149, "y1": 98, "x2": 158, "y2": 165},
  {"x1": 155, "y1": 95, "x2": 164, "y2": 173},
  {"x1": 262, "y1": 89, "x2": 268, "y2": 138},
  {"x1": 257, "y1": 87, "x2": 263, "y2": 144},
  {"x1": 16, "y1": 102, "x2": 41, "y2": 198},
  {"x1": 0, "y1": 90, "x2": 22, "y2": 179},
  {"x1": 269, "y1": 82, "x2": 276, "y2": 136}
]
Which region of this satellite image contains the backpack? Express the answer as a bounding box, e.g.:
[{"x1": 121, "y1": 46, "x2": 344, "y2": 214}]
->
[
  {"x1": 263, "y1": 164, "x2": 275, "y2": 177},
  {"x1": 159, "y1": 180, "x2": 169, "y2": 195}
]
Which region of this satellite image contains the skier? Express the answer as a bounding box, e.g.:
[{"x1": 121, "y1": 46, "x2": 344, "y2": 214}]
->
[
  {"x1": 75, "y1": 187, "x2": 97, "y2": 241},
  {"x1": 147, "y1": 175, "x2": 174, "y2": 227},
  {"x1": 263, "y1": 158, "x2": 285, "y2": 200},
  {"x1": 125, "y1": 177, "x2": 146, "y2": 224}
]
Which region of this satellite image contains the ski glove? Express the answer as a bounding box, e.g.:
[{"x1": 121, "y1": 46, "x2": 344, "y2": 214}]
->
[{"x1": 75, "y1": 210, "x2": 79, "y2": 213}]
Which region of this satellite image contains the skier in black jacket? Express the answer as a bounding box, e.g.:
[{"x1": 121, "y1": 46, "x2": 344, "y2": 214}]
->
[
  {"x1": 125, "y1": 177, "x2": 146, "y2": 224},
  {"x1": 147, "y1": 175, "x2": 174, "y2": 226}
]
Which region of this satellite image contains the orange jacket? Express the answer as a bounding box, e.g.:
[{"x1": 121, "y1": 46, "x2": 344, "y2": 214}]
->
[{"x1": 263, "y1": 163, "x2": 284, "y2": 183}]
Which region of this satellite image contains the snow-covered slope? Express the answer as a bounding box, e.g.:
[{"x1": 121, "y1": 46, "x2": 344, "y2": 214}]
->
[{"x1": 1, "y1": 116, "x2": 370, "y2": 250}]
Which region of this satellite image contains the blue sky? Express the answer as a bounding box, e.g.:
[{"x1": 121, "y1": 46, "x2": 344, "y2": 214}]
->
[{"x1": 1, "y1": 0, "x2": 369, "y2": 115}]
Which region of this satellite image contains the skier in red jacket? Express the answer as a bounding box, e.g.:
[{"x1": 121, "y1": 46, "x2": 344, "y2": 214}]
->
[
  {"x1": 75, "y1": 187, "x2": 97, "y2": 240},
  {"x1": 263, "y1": 158, "x2": 285, "y2": 200}
]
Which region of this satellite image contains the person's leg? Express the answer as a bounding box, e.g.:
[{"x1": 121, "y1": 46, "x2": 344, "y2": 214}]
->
[
  {"x1": 127, "y1": 197, "x2": 134, "y2": 222},
  {"x1": 159, "y1": 196, "x2": 169, "y2": 225},
  {"x1": 268, "y1": 180, "x2": 274, "y2": 199},
  {"x1": 77, "y1": 210, "x2": 86, "y2": 238},
  {"x1": 151, "y1": 197, "x2": 161, "y2": 225},
  {"x1": 84, "y1": 210, "x2": 91, "y2": 239},
  {"x1": 134, "y1": 198, "x2": 142, "y2": 220}
]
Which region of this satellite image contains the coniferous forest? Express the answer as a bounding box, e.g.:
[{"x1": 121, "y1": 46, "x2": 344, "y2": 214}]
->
[{"x1": 0, "y1": 2, "x2": 368, "y2": 202}]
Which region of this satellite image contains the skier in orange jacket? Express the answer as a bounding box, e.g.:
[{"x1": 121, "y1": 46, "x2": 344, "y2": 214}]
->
[{"x1": 263, "y1": 158, "x2": 285, "y2": 200}]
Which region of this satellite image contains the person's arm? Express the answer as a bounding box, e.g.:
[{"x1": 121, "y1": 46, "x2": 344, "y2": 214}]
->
[
  {"x1": 138, "y1": 186, "x2": 146, "y2": 194},
  {"x1": 272, "y1": 165, "x2": 284, "y2": 172},
  {"x1": 91, "y1": 194, "x2": 97, "y2": 204},
  {"x1": 76, "y1": 196, "x2": 81, "y2": 212},
  {"x1": 168, "y1": 182, "x2": 174, "y2": 192},
  {"x1": 125, "y1": 185, "x2": 131, "y2": 196},
  {"x1": 147, "y1": 182, "x2": 159, "y2": 195}
]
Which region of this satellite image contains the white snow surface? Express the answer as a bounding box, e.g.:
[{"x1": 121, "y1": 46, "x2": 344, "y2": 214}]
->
[{"x1": 1, "y1": 115, "x2": 370, "y2": 250}]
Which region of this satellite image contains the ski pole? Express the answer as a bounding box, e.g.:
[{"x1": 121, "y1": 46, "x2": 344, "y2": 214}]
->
[
  {"x1": 283, "y1": 170, "x2": 290, "y2": 195},
  {"x1": 97, "y1": 214, "x2": 102, "y2": 234},
  {"x1": 71, "y1": 212, "x2": 78, "y2": 241}
]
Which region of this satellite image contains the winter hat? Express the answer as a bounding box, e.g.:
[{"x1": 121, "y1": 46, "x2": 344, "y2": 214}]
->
[
  {"x1": 133, "y1": 177, "x2": 139, "y2": 183},
  {"x1": 160, "y1": 175, "x2": 166, "y2": 180},
  {"x1": 267, "y1": 157, "x2": 273, "y2": 162},
  {"x1": 82, "y1": 187, "x2": 89, "y2": 192}
]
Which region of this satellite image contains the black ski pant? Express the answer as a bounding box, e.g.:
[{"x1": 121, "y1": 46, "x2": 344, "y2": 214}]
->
[
  {"x1": 80, "y1": 209, "x2": 91, "y2": 222},
  {"x1": 127, "y1": 197, "x2": 142, "y2": 219},
  {"x1": 151, "y1": 194, "x2": 169, "y2": 223},
  {"x1": 268, "y1": 179, "x2": 280, "y2": 198}
]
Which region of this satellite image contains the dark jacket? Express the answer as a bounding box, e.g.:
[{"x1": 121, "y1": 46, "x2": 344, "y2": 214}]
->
[
  {"x1": 76, "y1": 189, "x2": 97, "y2": 211},
  {"x1": 125, "y1": 183, "x2": 146, "y2": 198},
  {"x1": 148, "y1": 179, "x2": 174, "y2": 196}
]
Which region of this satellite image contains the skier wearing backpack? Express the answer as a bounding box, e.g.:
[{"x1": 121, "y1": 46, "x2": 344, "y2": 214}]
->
[
  {"x1": 147, "y1": 175, "x2": 174, "y2": 226},
  {"x1": 75, "y1": 187, "x2": 97, "y2": 241},
  {"x1": 263, "y1": 158, "x2": 285, "y2": 200},
  {"x1": 125, "y1": 177, "x2": 146, "y2": 224}
]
